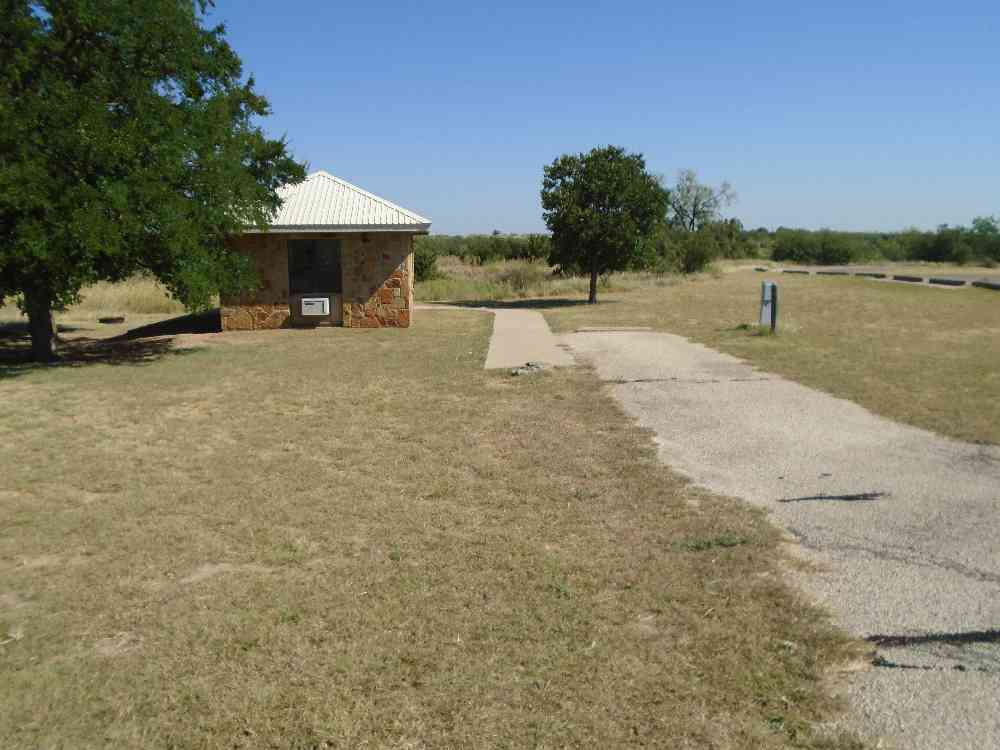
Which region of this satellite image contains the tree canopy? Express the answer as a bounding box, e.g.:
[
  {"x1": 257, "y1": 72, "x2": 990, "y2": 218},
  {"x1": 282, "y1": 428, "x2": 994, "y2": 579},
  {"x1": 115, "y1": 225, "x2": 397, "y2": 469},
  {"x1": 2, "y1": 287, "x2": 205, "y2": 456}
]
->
[
  {"x1": 541, "y1": 145, "x2": 667, "y2": 303},
  {"x1": 665, "y1": 169, "x2": 735, "y2": 233},
  {"x1": 0, "y1": 0, "x2": 305, "y2": 360}
]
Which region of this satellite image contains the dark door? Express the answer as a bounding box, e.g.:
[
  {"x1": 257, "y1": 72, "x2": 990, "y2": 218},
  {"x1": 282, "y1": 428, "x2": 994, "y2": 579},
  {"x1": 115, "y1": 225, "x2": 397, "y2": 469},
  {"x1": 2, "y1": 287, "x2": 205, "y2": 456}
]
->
[
  {"x1": 287, "y1": 239, "x2": 342, "y2": 325},
  {"x1": 288, "y1": 239, "x2": 342, "y2": 295}
]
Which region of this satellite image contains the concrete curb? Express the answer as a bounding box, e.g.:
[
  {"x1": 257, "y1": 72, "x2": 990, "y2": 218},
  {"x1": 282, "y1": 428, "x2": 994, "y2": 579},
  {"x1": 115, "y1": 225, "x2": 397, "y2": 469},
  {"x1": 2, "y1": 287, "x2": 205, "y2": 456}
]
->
[{"x1": 770, "y1": 268, "x2": 997, "y2": 291}]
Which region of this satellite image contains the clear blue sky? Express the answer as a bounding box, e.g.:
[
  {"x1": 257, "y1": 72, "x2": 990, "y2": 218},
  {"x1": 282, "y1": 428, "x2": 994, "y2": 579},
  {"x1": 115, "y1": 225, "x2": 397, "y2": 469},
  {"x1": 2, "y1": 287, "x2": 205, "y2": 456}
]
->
[{"x1": 210, "y1": 1, "x2": 998, "y2": 235}]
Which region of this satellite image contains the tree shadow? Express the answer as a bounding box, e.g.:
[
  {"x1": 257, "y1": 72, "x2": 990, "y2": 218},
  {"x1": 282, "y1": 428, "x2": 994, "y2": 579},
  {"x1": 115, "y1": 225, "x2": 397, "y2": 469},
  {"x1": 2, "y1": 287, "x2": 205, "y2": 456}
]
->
[
  {"x1": 0, "y1": 315, "x2": 212, "y2": 380},
  {"x1": 433, "y1": 298, "x2": 613, "y2": 310},
  {"x1": 0, "y1": 321, "x2": 83, "y2": 341}
]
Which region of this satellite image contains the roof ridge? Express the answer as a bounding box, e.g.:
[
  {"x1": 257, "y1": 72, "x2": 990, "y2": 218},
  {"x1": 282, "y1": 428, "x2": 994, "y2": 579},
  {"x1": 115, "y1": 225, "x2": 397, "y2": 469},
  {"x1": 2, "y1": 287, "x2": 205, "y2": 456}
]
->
[{"x1": 310, "y1": 170, "x2": 430, "y2": 224}]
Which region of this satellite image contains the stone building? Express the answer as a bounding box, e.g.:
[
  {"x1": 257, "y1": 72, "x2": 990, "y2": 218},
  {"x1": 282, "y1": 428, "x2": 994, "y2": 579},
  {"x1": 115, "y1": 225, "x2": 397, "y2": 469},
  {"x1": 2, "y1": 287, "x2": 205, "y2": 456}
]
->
[{"x1": 221, "y1": 170, "x2": 431, "y2": 330}]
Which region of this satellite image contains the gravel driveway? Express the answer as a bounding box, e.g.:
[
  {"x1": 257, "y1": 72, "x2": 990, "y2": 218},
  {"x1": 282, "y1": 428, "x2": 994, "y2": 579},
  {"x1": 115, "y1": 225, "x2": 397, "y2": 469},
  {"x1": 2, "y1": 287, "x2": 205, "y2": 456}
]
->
[{"x1": 564, "y1": 330, "x2": 1000, "y2": 750}]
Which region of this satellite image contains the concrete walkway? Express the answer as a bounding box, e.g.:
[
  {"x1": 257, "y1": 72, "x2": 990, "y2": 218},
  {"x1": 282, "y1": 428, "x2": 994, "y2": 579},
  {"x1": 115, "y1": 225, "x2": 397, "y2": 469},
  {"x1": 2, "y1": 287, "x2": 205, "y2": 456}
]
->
[
  {"x1": 564, "y1": 330, "x2": 1000, "y2": 750},
  {"x1": 414, "y1": 304, "x2": 574, "y2": 370}
]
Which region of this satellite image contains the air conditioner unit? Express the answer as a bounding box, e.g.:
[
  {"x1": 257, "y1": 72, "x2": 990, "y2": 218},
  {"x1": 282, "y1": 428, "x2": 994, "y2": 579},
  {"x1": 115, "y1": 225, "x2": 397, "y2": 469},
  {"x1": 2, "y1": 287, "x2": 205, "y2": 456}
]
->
[{"x1": 301, "y1": 297, "x2": 330, "y2": 316}]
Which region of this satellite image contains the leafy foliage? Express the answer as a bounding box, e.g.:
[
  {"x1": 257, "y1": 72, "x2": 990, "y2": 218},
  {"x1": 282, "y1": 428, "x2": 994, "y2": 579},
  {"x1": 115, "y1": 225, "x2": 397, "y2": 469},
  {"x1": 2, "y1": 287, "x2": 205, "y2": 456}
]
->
[
  {"x1": 414, "y1": 233, "x2": 551, "y2": 265},
  {"x1": 770, "y1": 221, "x2": 1000, "y2": 266},
  {"x1": 0, "y1": 0, "x2": 305, "y2": 358},
  {"x1": 413, "y1": 240, "x2": 441, "y2": 281},
  {"x1": 541, "y1": 145, "x2": 668, "y2": 302}
]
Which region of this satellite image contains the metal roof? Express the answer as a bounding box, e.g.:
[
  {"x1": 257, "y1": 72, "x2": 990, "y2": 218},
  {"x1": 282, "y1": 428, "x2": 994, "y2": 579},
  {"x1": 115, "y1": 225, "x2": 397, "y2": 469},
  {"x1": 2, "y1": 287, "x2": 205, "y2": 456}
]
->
[{"x1": 254, "y1": 170, "x2": 431, "y2": 233}]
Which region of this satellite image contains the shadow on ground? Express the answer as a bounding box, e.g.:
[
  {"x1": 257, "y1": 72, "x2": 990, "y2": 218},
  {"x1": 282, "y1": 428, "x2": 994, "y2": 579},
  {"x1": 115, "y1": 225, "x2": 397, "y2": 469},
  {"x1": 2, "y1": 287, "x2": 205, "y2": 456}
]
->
[
  {"x1": 116, "y1": 309, "x2": 221, "y2": 340},
  {"x1": 0, "y1": 310, "x2": 219, "y2": 380},
  {"x1": 426, "y1": 298, "x2": 607, "y2": 310}
]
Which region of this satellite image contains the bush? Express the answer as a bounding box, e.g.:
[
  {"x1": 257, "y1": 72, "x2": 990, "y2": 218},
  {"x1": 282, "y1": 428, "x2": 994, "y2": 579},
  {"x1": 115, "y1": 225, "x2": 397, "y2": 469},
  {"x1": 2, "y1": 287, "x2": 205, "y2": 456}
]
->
[
  {"x1": 772, "y1": 229, "x2": 869, "y2": 265},
  {"x1": 772, "y1": 229, "x2": 816, "y2": 263},
  {"x1": 648, "y1": 227, "x2": 718, "y2": 274},
  {"x1": 414, "y1": 233, "x2": 551, "y2": 265},
  {"x1": 413, "y1": 240, "x2": 440, "y2": 281},
  {"x1": 496, "y1": 261, "x2": 551, "y2": 291},
  {"x1": 712, "y1": 218, "x2": 757, "y2": 259},
  {"x1": 902, "y1": 227, "x2": 972, "y2": 264},
  {"x1": 673, "y1": 231, "x2": 719, "y2": 273}
]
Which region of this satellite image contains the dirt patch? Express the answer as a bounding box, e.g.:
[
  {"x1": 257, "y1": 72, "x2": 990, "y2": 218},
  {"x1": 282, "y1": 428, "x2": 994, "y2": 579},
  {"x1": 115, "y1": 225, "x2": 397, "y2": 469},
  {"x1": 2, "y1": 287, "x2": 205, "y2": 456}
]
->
[
  {"x1": 0, "y1": 592, "x2": 29, "y2": 612},
  {"x1": 179, "y1": 562, "x2": 274, "y2": 585},
  {"x1": 94, "y1": 631, "x2": 142, "y2": 657}
]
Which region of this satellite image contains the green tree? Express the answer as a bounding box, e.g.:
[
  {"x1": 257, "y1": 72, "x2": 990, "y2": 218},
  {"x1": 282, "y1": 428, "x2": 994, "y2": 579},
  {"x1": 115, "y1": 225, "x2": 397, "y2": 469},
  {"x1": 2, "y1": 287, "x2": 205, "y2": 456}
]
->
[
  {"x1": 541, "y1": 145, "x2": 667, "y2": 303},
  {"x1": 1, "y1": 0, "x2": 305, "y2": 361},
  {"x1": 971, "y1": 216, "x2": 999, "y2": 236}
]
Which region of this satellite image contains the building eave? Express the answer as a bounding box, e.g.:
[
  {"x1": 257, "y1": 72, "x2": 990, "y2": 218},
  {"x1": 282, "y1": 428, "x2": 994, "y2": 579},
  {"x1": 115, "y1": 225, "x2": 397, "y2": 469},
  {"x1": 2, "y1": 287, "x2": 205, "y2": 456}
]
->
[{"x1": 240, "y1": 223, "x2": 431, "y2": 235}]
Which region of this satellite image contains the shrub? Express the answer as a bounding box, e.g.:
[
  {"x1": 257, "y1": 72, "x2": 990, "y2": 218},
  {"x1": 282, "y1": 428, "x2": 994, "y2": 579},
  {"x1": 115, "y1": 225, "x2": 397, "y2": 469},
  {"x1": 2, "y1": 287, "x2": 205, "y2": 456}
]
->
[
  {"x1": 413, "y1": 240, "x2": 440, "y2": 281},
  {"x1": 772, "y1": 229, "x2": 868, "y2": 265},
  {"x1": 414, "y1": 233, "x2": 552, "y2": 264},
  {"x1": 673, "y1": 231, "x2": 719, "y2": 273},
  {"x1": 772, "y1": 229, "x2": 817, "y2": 263},
  {"x1": 497, "y1": 261, "x2": 550, "y2": 291},
  {"x1": 903, "y1": 227, "x2": 973, "y2": 264},
  {"x1": 649, "y1": 227, "x2": 718, "y2": 274}
]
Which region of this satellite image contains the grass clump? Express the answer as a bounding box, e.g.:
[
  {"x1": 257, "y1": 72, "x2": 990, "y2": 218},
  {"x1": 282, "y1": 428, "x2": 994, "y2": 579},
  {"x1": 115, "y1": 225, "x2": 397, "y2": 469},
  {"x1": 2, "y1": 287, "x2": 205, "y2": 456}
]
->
[{"x1": 675, "y1": 534, "x2": 750, "y2": 552}]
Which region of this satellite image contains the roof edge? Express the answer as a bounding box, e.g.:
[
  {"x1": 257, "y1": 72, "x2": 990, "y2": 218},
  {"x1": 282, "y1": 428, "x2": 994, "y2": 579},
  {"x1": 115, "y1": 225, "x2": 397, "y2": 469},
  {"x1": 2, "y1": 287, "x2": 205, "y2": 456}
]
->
[
  {"x1": 240, "y1": 224, "x2": 431, "y2": 235},
  {"x1": 306, "y1": 170, "x2": 432, "y2": 225}
]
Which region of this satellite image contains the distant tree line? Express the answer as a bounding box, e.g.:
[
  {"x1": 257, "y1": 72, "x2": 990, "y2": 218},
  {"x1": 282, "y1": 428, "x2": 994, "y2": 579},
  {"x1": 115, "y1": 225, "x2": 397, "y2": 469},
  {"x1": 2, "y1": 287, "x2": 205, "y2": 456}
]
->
[
  {"x1": 416, "y1": 217, "x2": 1000, "y2": 282},
  {"x1": 768, "y1": 219, "x2": 1000, "y2": 265},
  {"x1": 415, "y1": 166, "x2": 746, "y2": 284},
  {"x1": 413, "y1": 232, "x2": 551, "y2": 281},
  {"x1": 414, "y1": 149, "x2": 999, "y2": 286}
]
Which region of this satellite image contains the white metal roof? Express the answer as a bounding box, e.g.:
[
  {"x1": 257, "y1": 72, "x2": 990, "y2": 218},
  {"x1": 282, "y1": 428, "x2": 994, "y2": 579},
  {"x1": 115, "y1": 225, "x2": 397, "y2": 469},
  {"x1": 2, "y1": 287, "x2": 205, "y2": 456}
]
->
[{"x1": 254, "y1": 170, "x2": 431, "y2": 233}]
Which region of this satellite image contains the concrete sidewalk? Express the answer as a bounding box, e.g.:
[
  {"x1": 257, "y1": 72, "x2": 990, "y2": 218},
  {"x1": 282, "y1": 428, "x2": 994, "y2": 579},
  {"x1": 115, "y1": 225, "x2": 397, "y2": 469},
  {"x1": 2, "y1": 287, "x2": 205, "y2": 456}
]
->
[
  {"x1": 415, "y1": 304, "x2": 575, "y2": 370},
  {"x1": 564, "y1": 329, "x2": 1000, "y2": 750}
]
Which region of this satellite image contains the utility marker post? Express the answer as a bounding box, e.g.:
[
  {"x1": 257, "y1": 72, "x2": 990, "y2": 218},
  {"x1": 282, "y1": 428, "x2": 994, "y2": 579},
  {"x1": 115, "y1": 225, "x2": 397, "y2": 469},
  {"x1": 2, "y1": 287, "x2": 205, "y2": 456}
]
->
[{"x1": 760, "y1": 281, "x2": 778, "y2": 333}]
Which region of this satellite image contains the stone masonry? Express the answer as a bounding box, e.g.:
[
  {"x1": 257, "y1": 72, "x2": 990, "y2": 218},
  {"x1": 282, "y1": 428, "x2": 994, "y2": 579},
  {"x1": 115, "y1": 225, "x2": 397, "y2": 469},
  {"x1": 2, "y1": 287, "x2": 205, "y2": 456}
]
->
[{"x1": 220, "y1": 232, "x2": 415, "y2": 331}]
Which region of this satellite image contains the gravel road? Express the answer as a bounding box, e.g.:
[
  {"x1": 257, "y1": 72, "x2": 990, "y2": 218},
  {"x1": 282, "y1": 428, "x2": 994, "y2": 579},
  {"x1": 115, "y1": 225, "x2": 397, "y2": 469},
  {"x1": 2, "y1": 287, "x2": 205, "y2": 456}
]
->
[{"x1": 564, "y1": 330, "x2": 1000, "y2": 750}]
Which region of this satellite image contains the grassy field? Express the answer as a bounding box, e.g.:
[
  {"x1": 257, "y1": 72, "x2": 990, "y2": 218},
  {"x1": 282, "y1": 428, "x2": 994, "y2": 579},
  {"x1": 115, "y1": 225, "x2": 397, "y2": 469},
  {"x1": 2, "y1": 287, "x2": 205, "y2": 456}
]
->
[
  {"x1": 1, "y1": 311, "x2": 860, "y2": 748},
  {"x1": 0, "y1": 276, "x2": 187, "y2": 323},
  {"x1": 541, "y1": 271, "x2": 1000, "y2": 445},
  {"x1": 416, "y1": 256, "x2": 681, "y2": 301}
]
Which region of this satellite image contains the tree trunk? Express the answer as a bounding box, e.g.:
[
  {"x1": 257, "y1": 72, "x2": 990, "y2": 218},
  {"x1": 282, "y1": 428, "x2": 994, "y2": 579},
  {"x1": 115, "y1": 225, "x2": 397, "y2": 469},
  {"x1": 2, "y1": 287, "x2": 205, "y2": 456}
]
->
[
  {"x1": 23, "y1": 286, "x2": 57, "y2": 362},
  {"x1": 588, "y1": 264, "x2": 599, "y2": 304}
]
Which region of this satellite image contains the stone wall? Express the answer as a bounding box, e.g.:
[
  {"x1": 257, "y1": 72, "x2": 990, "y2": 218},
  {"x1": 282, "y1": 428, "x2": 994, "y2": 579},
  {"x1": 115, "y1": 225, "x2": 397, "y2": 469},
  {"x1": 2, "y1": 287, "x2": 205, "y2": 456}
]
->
[
  {"x1": 341, "y1": 233, "x2": 413, "y2": 328},
  {"x1": 221, "y1": 232, "x2": 414, "y2": 330}
]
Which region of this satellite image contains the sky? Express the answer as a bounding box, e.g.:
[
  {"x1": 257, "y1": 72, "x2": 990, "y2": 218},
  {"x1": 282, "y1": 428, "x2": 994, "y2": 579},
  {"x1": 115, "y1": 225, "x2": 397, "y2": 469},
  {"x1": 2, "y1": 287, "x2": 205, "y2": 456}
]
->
[{"x1": 209, "y1": 1, "x2": 999, "y2": 235}]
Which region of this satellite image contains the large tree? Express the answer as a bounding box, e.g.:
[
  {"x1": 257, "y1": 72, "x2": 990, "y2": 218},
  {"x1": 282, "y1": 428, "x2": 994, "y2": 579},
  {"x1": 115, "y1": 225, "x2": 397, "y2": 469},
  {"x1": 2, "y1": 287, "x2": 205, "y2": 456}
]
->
[
  {"x1": 0, "y1": 0, "x2": 305, "y2": 360},
  {"x1": 541, "y1": 145, "x2": 667, "y2": 304},
  {"x1": 665, "y1": 168, "x2": 735, "y2": 233}
]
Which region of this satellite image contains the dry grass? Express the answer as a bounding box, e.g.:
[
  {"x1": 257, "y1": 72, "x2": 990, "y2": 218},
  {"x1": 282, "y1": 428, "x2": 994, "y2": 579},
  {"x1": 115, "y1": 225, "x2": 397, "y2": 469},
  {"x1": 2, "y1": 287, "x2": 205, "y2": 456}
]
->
[
  {"x1": 0, "y1": 276, "x2": 186, "y2": 327},
  {"x1": 416, "y1": 256, "x2": 679, "y2": 301},
  {"x1": 543, "y1": 271, "x2": 1000, "y2": 445},
  {"x1": 70, "y1": 276, "x2": 188, "y2": 316},
  {"x1": 0, "y1": 312, "x2": 862, "y2": 748}
]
